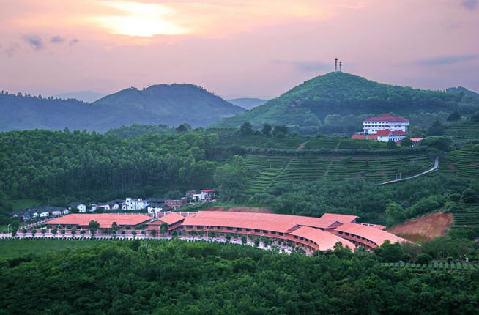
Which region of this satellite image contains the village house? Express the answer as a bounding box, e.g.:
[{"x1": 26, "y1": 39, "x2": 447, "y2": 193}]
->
[
  {"x1": 164, "y1": 198, "x2": 187, "y2": 210},
  {"x1": 69, "y1": 203, "x2": 87, "y2": 213},
  {"x1": 122, "y1": 198, "x2": 147, "y2": 211}
]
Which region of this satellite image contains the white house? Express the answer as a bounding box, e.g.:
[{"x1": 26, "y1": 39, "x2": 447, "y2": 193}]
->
[
  {"x1": 122, "y1": 198, "x2": 147, "y2": 211},
  {"x1": 191, "y1": 189, "x2": 216, "y2": 203},
  {"x1": 77, "y1": 204, "x2": 87, "y2": 212},
  {"x1": 363, "y1": 114, "x2": 409, "y2": 135},
  {"x1": 97, "y1": 204, "x2": 111, "y2": 211},
  {"x1": 39, "y1": 211, "x2": 49, "y2": 218}
]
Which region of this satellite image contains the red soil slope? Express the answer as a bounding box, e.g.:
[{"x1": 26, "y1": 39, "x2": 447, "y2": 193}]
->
[{"x1": 388, "y1": 212, "x2": 453, "y2": 242}]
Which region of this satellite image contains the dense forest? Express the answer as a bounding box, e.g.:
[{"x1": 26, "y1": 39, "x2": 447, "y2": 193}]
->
[{"x1": 0, "y1": 240, "x2": 478, "y2": 314}]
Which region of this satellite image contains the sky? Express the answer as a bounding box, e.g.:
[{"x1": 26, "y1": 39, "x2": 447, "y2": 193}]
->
[{"x1": 0, "y1": 0, "x2": 478, "y2": 99}]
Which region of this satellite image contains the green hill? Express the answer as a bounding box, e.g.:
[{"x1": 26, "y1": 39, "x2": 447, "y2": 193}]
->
[
  {"x1": 0, "y1": 85, "x2": 243, "y2": 132},
  {"x1": 220, "y1": 72, "x2": 479, "y2": 134}
]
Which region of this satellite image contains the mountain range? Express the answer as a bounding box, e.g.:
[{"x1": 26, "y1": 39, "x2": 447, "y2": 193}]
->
[
  {"x1": 2, "y1": 73, "x2": 478, "y2": 133},
  {"x1": 0, "y1": 84, "x2": 243, "y2": 132}
]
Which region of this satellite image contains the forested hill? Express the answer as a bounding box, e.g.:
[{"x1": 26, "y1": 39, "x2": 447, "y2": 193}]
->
[
  {"x1": 0, "y1": 85, "x2": 243, "y2": 132},
  {"x1": 220, "y1": 72, "x2": 479, "y2": 133}
]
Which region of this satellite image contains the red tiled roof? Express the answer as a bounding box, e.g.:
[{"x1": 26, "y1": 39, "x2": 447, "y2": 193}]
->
[
  {"x1": 375, "y1": 129, "x2": 406, "y2": 137},
  {"x1": 182, "y1": 211, "x2": 339, "y2": 233},
  {"x1": 321, "y1": 213, "x2": 358, "y2": 224},
  {"x1": 365, "y1": 114, "x2": 409, "y2": 123},
  {"x1": 410, "y1": 137, "x2": 424, "y2": 142},
  {"x1": 291, "y1": 226, "x2": 355, "y2": 251},
  {"x1": 335, "y1": 223, "x2": 405, "y2": 246},
  {"x1": 149, "y1": 212, "x2": 185, "y2": 226},
  {"x1": 201, "y1": 189, "x2": 216, "y2": 193},
  {"x1": 47, "y1": 214, "x2": 151, "y2": 228}
]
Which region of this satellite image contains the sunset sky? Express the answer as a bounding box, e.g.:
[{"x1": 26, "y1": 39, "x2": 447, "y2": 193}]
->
[{"x1": 0, "y1": 0, "x2": 478, "y2": 99}]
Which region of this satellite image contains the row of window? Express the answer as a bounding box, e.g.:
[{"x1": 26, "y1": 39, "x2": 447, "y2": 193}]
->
[{"x1": 182, "y1": 225, "x2": 317, "y2": 247}]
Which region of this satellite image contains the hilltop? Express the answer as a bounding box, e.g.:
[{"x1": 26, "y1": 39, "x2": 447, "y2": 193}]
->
[
  {"x1": 220, "y1": 72, "x2": 479, "y2": 133},
  {"x1": 0, "y1": 84, "x2": 243, "y2": 132}
]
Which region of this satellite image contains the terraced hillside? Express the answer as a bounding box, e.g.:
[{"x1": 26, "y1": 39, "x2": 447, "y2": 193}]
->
[
  {"x1": 451, "y1": 204, "x2": 479, "y2": 234},
  {"x1": 445, "y1": 122, "x2": 479, "y2": 144},
  {"x1": 447, "y1": 144, "x2": 479, "y2": 179},
  {"x1": 245, "y1": 153, "x2": 434, "y2": 193}
]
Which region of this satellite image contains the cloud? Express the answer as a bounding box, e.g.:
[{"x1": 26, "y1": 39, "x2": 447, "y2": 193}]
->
[
  {"x1": 462, "y1": 0, "x2": 479, "y2": 10},
  {"x1": 50, "y1": 36, "x2": 65, "y2": 44},
  {"x1": 417, "y1": 54, "x2": 479, "y2": 66},
  {"x1": 276, "y1": 60, "x2": 332, "y2": 73},
  {"x1": 22, "y1": 34, "x2": 43, "y2": 50}
]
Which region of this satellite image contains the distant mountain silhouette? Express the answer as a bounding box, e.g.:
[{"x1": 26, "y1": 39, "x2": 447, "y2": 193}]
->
[
  {"x1": 228, "y1": 98, "x2": 268, "y2": 109},
  {"x1": 54, "y1": 91, "x2": 105, "y2": 103},
  {"x1": 0, "y1": 84, "x2": 244, "y2": 132}
]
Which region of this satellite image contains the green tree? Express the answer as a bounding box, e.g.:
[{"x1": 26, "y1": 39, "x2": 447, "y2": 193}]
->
[
  {"x1": 447, "y1": 111, "x2": 461, "y2": 122},
  {"x1": 272, "y1": 125, "x2": 288, "y2": 138},
  {"x1": 214, "y1": 156, "x2": 249, "y2": 201},
  {"x1": 427, "y1": 120, "x2": 445, "y2": 136},
  {"x1": 111, "y1": 222, "x2": 119, "y2": 236},
  {"x1": 239, "y1": 122, "x2": 254, "y2": 136},
  {"x1": 385, "y1": 202, "x2": 405, "y2": 226},
  {"x1": 10, "y1": 221, "x2": 19, "y2": 237},
  {"x1": 261, "y1": 124, "x2": 272, "y2": 137},
  {"x1": 160, "y1": 223, "x2": 169, "y2": 235},
  {"x1": 88, "y1": 220, "x2": 100, "y2": 237}
]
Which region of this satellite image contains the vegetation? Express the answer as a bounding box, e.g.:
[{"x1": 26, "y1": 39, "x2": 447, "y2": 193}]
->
[
  {"x1": 1, "y1": 240, "x2": 478, "y2": 314},
  {"x1": 0, "y1": 84, "x2": 244, "y2": 132},
  {"x1": 220, "y1": 72, "x2": 479, "y2": 134}
]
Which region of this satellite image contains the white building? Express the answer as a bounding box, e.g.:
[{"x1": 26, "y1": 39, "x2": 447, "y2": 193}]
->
[
  {"x1": 97, "y1": 204, "x2": 111, "y2": 211},
  {"x1": 376, "y1": 129, "x2": 407, "y2": 142},
  {"x1": 122, "y1": 198, "x2": 147, "y2": 211},
  {"x1": 191, "y1": 189, "x2": 216, "y2": 203},
  {"x1": 363, "y1": 114, "x2": 409, "y2": 135}
]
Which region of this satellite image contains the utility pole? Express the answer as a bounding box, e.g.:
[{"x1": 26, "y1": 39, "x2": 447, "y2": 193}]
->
[
  {"x1": 335, "y1": 58, "x2": 338, "y2": 72},
  {"x1": 339, "y1": 61, "x2": 342, "y2": 72}
]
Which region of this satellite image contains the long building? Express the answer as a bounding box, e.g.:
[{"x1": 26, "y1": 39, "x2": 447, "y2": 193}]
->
[{"x1": 45, "y1": 211, "x2": 405, "y2": 254}]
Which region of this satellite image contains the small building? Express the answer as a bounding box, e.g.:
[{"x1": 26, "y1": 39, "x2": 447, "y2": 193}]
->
[
  {"x1": 122, "y1": 198, "x2": 147, "y2": 211},
  {"x1": 146, "y1": 200, "x2": 164, "y2": 217},
  {"x1": 69, "y1": 203, "x2": 87, "y2": 213},
  {"x1": 164, "y1": 198, "x2": 187, "y2": 211}
]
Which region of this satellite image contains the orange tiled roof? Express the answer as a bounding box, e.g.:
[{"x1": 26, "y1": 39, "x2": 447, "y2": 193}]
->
[
  {"x1": 182, "y1": 211, "x2": 339, "y2": 233},
  {"x1": 149, "y1": 212, "x2": 185, "y2": 226},
  {"x1": 335, "y1": 223, "x2": 405, "y2": 246},
  {"x1": 47, "y1": 214, "x2": 151, "y2": 229},
  {"x1": 291, "y1": 226, "x2": 356, "y2": 251},
  {"x1": 320, "y1": 213, "x2": 358, "y2": 224}
]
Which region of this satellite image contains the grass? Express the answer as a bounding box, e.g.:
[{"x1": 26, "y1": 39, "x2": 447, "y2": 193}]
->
[{"x1": 0, "y1": 239, "x2": 106, "y2": 260}]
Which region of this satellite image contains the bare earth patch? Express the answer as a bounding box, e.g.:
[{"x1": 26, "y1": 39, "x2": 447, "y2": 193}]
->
[
  {"x1": 388, "y1": 212, "x2": 453, "y2": 242},
  {"x1": 204, "y1": 207, "x2": 273, "y2": 213}
]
